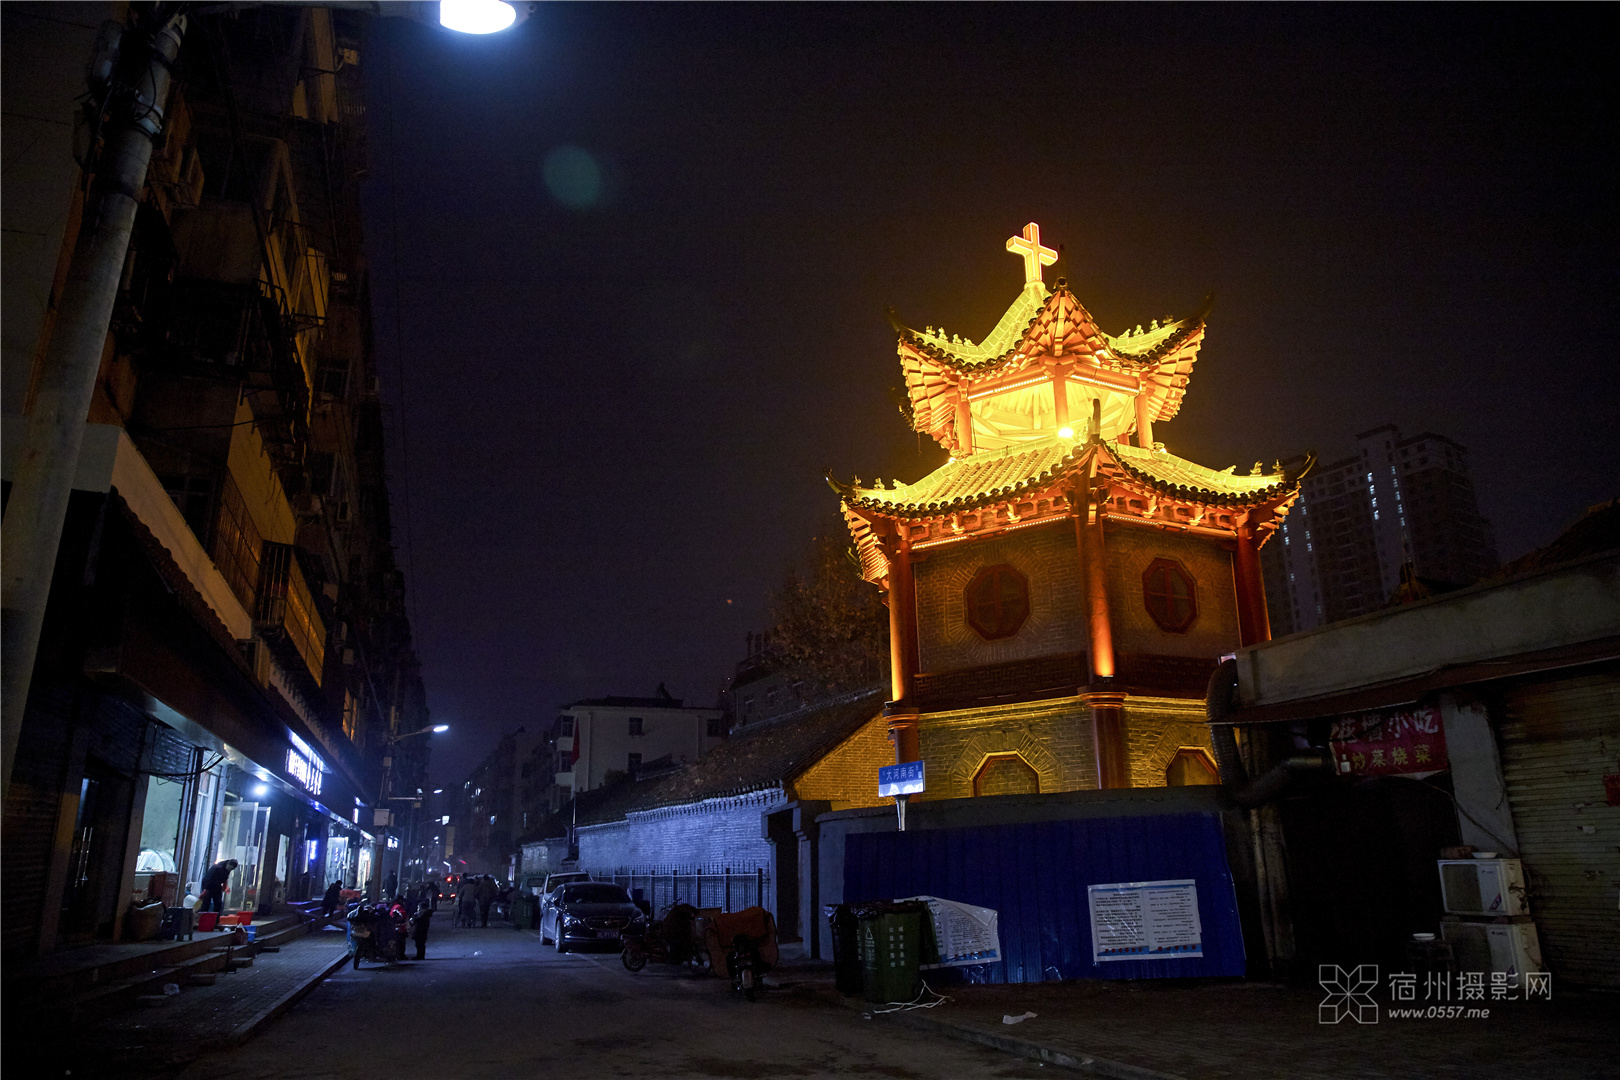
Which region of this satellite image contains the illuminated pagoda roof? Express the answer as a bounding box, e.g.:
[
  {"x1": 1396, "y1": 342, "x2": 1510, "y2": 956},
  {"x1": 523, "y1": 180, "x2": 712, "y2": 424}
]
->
[
  {"x1": 834, "y1": 437, "x2": 1308, "y2": 584},
  {"x1": 836, "y1": 222, "x2": 1308, "y2": 586},
  {"x1": 890, "y1": 223, "x2": 1208, "y2": 456}
]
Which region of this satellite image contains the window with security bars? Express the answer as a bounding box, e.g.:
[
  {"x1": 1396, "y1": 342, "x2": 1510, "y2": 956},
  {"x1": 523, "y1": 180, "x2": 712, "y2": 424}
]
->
[
  {"x1": 342, "y1": 690, "x2": 360, "y2": 743},
  {"x1": 258, "y1": 542, "x2": 327, "y2": 683},
  {"x1": 965, "y1": 563, "x2": 1030, "y2": 640},
  {"x1": 212, "y1": 473, "x2": 262, "y2": 610},
  {"x1": 1142, "y1": 557, "x2": 1197, "y2": 633}
]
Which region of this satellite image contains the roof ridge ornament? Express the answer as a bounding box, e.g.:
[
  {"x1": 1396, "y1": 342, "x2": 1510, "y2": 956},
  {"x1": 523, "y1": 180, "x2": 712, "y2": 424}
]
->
[{"x1": 1006, "y1": 222, "x2": 1058, "y2": 289}]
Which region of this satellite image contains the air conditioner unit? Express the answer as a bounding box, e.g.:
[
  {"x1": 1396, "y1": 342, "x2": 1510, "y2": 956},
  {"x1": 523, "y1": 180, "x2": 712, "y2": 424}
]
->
[
  {"x1": 1438, "y1": 859, "x2": 1527, "y2": 916},
  {"x1": 1440, "y1": 920, "x2": 1544, "y2": 977}
]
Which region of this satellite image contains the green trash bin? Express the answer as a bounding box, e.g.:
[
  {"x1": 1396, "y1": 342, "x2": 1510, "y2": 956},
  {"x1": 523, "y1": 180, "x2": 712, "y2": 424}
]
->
[
  {"x1": 510, "y1": 895, "x2": 534, "y2": 929},
  {"x1": 859, "y1": 910, "x2": 922, "y2": 1004}
]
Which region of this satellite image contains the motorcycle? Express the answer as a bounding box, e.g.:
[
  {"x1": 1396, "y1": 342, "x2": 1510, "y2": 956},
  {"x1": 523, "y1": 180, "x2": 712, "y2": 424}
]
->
[
  {"x1": 347, "y1": 902, "x2": 406, "y2": 968},
  {"x1": 701, "y1": 906, "x2": 778, "y2": 1002},
  {"x1": 621, "y1": 901, "x2": 707, "y2": 974},
  {"x1": 727, "y1": 933, "x2": 763, "y2": 1000}
]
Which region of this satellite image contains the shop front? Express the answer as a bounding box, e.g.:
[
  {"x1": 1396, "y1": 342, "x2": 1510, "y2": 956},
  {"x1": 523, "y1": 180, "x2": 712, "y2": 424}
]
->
[{"x1": 131, "y1": 701, "x2": 374, "y2": 920}]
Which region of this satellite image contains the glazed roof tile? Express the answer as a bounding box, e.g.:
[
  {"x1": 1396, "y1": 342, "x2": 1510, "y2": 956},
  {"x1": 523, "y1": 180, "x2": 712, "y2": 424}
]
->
[
  {"x1": 844, "y1": 440, "x2": 1085, "y2": 517},
  {"x1": 1107, "y1": 441, "x2": 1287, "y2": 500},
  {"x1": 840, "y1": 439, "x2": 1299, "y2": 520}
]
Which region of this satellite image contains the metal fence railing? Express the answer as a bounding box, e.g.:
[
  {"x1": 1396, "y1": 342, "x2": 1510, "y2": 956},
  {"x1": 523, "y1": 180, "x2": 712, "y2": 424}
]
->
[{"x1": 589, "y1": 867, "x2": 772, "y2": 917}]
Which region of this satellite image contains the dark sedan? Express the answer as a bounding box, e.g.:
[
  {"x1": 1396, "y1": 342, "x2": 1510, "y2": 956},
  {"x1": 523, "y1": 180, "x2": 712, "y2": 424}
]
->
[{"x1": 539, "y1": 882, "x2": 640, "y2": 952}]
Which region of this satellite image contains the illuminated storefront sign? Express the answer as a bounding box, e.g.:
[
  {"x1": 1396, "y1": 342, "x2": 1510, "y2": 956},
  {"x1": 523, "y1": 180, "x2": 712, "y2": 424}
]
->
[{"x1": 286, "y1": 747, "x2": 324, "y2": 795}]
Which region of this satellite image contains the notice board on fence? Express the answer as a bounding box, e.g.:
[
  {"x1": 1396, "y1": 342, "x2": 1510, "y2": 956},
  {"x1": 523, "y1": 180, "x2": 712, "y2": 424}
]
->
[
  {"x1": 899, "y1": 895, "x2": 1001, "y2": 967},
  {"x1": 1087, "y1": 879, "x2": 1203, "y2": 962}
]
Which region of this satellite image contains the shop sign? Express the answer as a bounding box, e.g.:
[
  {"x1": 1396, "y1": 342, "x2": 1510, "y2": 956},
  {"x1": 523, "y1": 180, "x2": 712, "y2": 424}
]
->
[
  {"x1": 286, "y1": 747, "x2": 324, "y2": 795},
  {"x1": 1330, "y1": 705, "x2": 1447, "y2": 777}
]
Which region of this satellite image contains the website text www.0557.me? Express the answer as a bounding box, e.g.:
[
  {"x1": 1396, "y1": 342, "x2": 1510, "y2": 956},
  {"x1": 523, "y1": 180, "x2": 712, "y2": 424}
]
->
[
  {"x1": 1317, "y1": 965, "x2": 1551, "y2": 1025},
  {"x1": 1388, "y1": 1005, "x2": 1491, "y2": 1020}
]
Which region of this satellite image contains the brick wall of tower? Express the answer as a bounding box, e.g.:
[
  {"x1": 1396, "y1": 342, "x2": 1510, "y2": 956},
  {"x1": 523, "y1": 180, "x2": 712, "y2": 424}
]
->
[
  {"x1": 914, "y1": 693, "x2": 1215, "y2": 800},
  {"x1": 793, "y1": 714, "x2": 894, "y2": 811},
  {"x1": 1104, "y1": 523, "x2": 1243, "y2": 659},
  {"x1": 1123, "y1": 696, "x2": 1218, "y2": 787},
  {"x1": 913, "y1": 521, "x2": 1084, "y2": 674}
]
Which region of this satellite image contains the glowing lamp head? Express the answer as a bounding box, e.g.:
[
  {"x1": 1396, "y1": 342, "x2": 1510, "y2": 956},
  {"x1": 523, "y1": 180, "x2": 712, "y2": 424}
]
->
[
  {"x1": 432, "y1": 724, "x2": 450, "y2": 733},
  {"x1": 1058, "y1": 426, "x2": 1074, "y2": 440},
  {"x1": 253, "y1": 783, "x2": 269, "y2": 798},
  {"x1": 439, "y1": 0, "x2": 518, "y2": 34}
]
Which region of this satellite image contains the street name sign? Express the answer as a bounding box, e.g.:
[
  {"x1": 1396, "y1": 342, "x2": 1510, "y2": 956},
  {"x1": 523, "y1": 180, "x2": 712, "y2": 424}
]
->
[{"x1": 878, "y1": 760, "x2": 926, "y2": 797}]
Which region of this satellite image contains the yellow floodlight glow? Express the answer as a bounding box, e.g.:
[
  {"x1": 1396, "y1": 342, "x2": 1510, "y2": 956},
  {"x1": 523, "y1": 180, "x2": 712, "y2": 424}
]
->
[
  {"x1": 1058, "y1": 426, "x2": 1074, "y2": 439},
  {"x1": 440, "y1": 0, "x2": 517, "y2": 34}
]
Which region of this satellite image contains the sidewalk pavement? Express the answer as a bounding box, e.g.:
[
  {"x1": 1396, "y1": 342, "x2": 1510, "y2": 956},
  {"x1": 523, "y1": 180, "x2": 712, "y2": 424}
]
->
[
  {"x1": 776, "y1": 961, "x2": 1615, "y2": 1080},
  {"x1": 34, "y1": 925, "x2": 353, "y2": 1080}
]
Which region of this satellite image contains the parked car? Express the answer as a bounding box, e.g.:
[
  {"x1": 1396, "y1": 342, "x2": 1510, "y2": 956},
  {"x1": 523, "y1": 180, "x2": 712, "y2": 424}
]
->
[
  {"x1": 539, "y1": 882, "x2": 641, "y2": 952},
  {"x1": 541, "y1": 871, "x2": 591, "y2": 896}
]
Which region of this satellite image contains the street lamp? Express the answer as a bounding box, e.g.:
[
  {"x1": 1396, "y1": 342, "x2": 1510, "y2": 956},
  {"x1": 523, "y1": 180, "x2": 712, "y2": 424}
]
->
[
  {"x1": 393, "y1": 723, "x2": 450, "y2": 741},
  {"x1": 438, "y1": 0, "x2": 520, "y2": 34}
]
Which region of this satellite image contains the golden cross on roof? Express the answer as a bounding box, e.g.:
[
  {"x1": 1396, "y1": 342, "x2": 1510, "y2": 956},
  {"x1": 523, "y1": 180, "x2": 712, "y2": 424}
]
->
[{"x1": 1006, "y1": 222, "x2": 1058, "y2": 287}]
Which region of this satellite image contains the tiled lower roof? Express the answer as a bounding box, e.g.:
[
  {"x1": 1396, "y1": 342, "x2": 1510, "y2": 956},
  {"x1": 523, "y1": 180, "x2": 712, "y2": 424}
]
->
[{"x1": 576, "y1": 688, "x2": 886, "y2": 825}]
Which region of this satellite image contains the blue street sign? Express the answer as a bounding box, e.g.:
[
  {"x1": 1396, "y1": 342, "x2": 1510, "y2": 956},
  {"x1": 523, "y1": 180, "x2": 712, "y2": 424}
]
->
[{"x1": 878, "y1": 759, "x2": 926, "y2": 797}]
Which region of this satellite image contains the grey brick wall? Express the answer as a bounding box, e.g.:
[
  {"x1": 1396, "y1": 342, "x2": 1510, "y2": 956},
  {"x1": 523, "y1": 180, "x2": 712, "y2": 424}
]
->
[{"x1": 577, "y1": 787, "x2": 784, "y2": 874}]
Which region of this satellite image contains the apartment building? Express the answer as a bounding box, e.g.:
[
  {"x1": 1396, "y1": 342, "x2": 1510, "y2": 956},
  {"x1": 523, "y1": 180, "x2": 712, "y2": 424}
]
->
[
  {"x1": 1, "y1": 4, "x2": 428, "y2": 956},
  {"x1": 547, "y1": 688, "x2": 725, "y2": 811},
  {"x1": 1263, "y1": 424, "x2": 1498, "y2": 636}
]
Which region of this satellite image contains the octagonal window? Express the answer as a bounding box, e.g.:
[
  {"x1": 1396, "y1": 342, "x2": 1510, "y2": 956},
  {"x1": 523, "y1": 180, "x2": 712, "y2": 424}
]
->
[
  {"x1": 965, "y1": 563, "x2": 1030, "y2": 640},
  {"x1": 1142, "y1": 557, "x2": 1197, "y2": 633}
]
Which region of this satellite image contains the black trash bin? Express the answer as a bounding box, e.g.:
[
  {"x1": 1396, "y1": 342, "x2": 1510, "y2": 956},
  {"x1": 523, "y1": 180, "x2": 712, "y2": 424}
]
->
[{"x1": 825, "y1": 904, "x2": 861, "y2": 995}]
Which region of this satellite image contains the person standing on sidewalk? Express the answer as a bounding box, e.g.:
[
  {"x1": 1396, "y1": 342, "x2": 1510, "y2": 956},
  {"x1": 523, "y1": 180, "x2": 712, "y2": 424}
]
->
[{"x1": 412, "y1": 897, "x2": 433, "y2": 959}]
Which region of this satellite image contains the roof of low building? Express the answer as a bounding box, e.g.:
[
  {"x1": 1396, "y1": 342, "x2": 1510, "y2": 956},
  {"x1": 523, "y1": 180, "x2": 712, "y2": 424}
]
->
[{"x1": 575, "y1": 687, "x2": 885, "y2": 825}]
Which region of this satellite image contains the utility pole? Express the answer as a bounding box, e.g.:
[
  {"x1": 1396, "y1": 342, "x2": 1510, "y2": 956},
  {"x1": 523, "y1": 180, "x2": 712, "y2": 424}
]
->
[{"x1": 0, "y1": 6, "x2": 187, "y2": 801}]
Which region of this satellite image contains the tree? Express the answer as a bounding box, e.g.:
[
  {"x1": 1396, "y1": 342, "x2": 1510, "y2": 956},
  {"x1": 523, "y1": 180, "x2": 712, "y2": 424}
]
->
[{"x1": 767, "y1": 533, "x2": 889, "y2": 697}]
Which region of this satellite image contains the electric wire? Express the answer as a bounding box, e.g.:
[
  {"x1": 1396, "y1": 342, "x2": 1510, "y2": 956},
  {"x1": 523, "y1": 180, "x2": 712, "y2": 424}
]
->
[{"x1": 866, "y1": 978, "x2": 953, "y2": 1014}]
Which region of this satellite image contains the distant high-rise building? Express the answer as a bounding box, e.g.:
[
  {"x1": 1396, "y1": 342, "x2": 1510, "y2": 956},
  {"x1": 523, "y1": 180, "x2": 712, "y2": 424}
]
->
[{"x1": 1263, "y1": 425, "x2": 1498, "y2": 636}]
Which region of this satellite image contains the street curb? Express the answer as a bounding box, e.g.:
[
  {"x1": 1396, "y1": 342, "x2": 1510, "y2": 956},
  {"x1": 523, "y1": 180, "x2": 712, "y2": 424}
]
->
[
  {"x1": 806, "y1": 984, "x2": 1186, "y2": 1080},
  {"x1": 879, "y1": 1007, "x2": 1189, "y2": 1080},
  {"x1": 226, "y1": 947, "x2": 352, "y2": 1045}
]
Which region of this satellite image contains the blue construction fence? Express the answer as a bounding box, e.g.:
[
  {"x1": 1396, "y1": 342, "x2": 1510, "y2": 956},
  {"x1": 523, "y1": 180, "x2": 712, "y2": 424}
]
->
[{"x1": 844, "y1": 811, "x2": 1245, "y2": 983}]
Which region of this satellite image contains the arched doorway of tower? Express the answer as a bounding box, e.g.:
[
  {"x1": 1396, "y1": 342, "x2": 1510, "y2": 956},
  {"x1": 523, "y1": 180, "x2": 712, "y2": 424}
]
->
[
  {"x1": 1165, "y1": 747, "x2": 1220, "y2": 786},
  {"x1": 972, "y1": 752, "x2": 1040, "y2": 797}
]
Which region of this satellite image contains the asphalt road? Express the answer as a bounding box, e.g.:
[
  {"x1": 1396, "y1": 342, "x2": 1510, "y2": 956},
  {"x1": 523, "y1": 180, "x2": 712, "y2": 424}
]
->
[{"x1": 174, "y1": 921, "x2": 1051, "y2": 1080}]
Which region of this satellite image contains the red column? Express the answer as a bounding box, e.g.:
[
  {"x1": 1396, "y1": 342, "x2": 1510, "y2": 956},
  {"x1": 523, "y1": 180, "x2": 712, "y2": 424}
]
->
[
  {"x1": 884, "y1": 534, "x2": 921, "y2": 765},
  {"x1": 1134, "y1": 393, "x2": 1155, "y2": 448},
  {"x1": 1074, "y1": 484, "x2": 1128, "y2": 788},
  {"x1": 954, "y1": 395, "x2": 974, "y2": 456},
  {"x1": 1233, "y1": 517, "x2": 1272, "y2": 646},
  {"x1": 1080, "y1": 690, "x2": 1129, "y2": 789},
  {"x1": 1075, "y1": 493, "x2": 1116, "y2": 680}
]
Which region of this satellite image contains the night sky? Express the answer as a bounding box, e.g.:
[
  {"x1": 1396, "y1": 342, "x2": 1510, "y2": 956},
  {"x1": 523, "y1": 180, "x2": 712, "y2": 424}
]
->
[{"x1": 356, "y1": 4, "x2": 1619, "y2": 783}]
